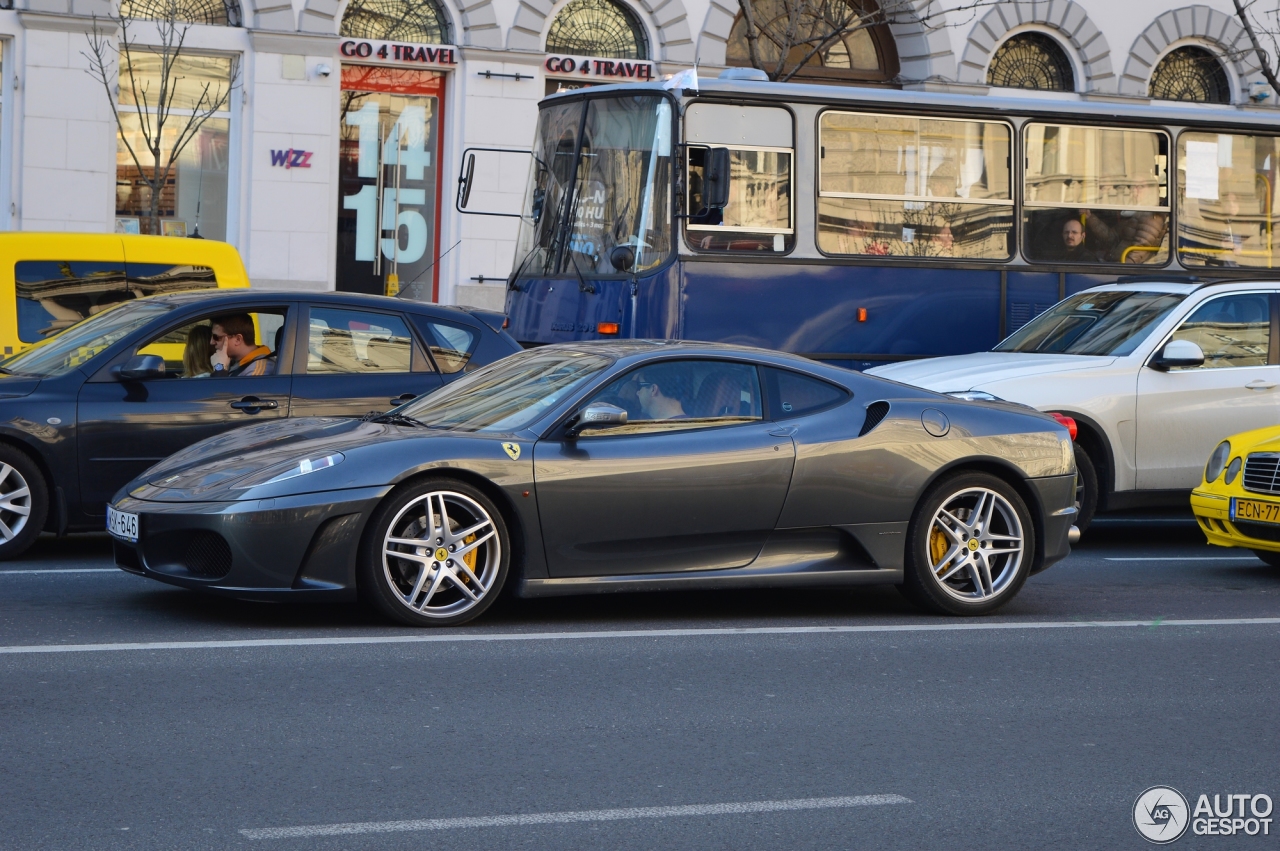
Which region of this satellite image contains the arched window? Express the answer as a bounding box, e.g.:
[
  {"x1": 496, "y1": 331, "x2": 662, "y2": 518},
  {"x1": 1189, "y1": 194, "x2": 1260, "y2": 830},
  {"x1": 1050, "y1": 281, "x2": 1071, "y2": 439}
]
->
[
  {"x1": 1150, "y1": 46, "x2": 1231, "y2": 104},
  {"x1": 120, "y1": 0, "x2": 241, "y2": 26},
  {"x1": 546, "y1": 0, "x2": 648, "y2": 60},
  {"x1": 987, "y1": 32, "x2": 1075, "y2": 91},
  {"x1": 725, "y1": 0, "x2": 898, "y2": 83},
  {"x1": 341, "y1": 0, "x2": 452, "y2": 45}
]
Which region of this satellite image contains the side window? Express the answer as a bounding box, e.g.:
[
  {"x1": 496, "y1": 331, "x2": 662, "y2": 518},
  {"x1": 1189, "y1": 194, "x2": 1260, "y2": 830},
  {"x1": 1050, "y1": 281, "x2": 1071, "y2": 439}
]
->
[
  {"x1": 817, "y1": 112, "x2": 1012, "y2": 260},
  {"x1": 764, "y1": 367, "x2": 849, "y2": 418},
  {"x1": 1022, "y1": 124, "x2": 1171, "y2": 266},
  {"x1": 412, "y1": 318, "x2": 478, "y2": 374},
  {"x1": 1177, "y1": 131, "x2": 1280, "y2": 268},
  {"x1": 135, "y1": 308, "x2": 289, "y2": 378},
  {"x1": 15, "y1": 260, "x2": 220, "y2": 344},
  {"x1": 307, "y1": 308, "x2": 414, "y2": 375},
  {"x1": 1168, "y1": 294, "x2": 1271, "y2": 369},
  {"x1": 583, "y1": 360, "x2": 762, "y2": 435},
  {"x1": 687, "y1": 147, "x2": 794, "y2": 253},
  {"x1": 16, "y1": 260, "x2": 129, "y2": 343}
]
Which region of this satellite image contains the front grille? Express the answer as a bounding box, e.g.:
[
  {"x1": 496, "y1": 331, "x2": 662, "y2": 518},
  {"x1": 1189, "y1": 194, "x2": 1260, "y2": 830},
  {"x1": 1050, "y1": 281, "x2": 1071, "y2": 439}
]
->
[
  {"x1": 1232, "y1": 519, "x2": 1280, "y2": 543},
  {"x1": 1243, "y1": 453, "x2": 1280, "y2": 494},
  {"x1": 859, "y1": 401, "x2": 890, "y2": 436},
  {"x1": 181, "y1": 531, "x2": 232, "y2": 579}
]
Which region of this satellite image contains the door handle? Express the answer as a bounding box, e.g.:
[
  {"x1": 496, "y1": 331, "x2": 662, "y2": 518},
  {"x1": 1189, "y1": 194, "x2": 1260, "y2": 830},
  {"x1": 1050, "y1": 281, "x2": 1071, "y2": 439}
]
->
[
  {"x1": 390, "y1": 393, "x2": 418, "y2": 407},
  {"x1": 767, "y1": 426, "x2": 797, "y2": 437},
  {"x1": 1245, "y1": 380, "x2": 1277, "y2": 391},
  {"x1": 230, "y1": 397, "x2": 279, "y2": 411}
]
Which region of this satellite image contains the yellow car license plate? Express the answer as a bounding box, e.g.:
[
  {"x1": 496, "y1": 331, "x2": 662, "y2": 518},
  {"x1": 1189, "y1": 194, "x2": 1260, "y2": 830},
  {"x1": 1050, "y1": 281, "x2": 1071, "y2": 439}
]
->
[{"x1": 1232, "y1": 497, "x2": 1280, "y2": 524}]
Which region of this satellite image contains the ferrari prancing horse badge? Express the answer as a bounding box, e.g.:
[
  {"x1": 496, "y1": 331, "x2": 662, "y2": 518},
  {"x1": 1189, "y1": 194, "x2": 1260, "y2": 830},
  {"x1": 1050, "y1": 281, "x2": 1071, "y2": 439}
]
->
[{"x1": 502, "y1": 442, "x2": 521, "y2": 460}]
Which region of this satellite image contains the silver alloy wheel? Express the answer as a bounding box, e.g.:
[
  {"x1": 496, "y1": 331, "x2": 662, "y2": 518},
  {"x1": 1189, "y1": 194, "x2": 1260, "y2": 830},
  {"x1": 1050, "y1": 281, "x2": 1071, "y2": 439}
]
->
[
  {"x1": 0, "y1": 462, "x2": 33, "y2": 543},
  {"x1": 382, "y1": 490, "x2": 501, "y2": 619},
  {"x1": 925, "y1": 487, "x2": 1025, "y2": 602}
]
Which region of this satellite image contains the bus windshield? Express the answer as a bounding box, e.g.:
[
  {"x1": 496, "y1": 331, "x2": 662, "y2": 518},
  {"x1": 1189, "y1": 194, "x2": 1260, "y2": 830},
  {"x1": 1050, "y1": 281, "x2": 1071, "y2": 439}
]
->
[
  {"x1": 994, "y1": 290, "x2": 1186, "y2": 357},
  {"x1": 514, "y1": 94, "x2": 673, "y2": 279}
]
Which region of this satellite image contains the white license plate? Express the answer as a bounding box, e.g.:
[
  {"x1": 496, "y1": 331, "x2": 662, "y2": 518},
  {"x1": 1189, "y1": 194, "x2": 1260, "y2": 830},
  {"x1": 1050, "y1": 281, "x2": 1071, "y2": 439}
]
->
[{"x1": 106, "y1": 506, "x2": 139, "y2": 543}]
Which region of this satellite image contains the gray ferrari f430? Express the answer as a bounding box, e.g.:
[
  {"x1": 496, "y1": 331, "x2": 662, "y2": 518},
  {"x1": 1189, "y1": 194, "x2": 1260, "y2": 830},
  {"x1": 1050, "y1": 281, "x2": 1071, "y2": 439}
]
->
[{"x1": 109, "y1": 342, "x2": 1078, "y2": 625}]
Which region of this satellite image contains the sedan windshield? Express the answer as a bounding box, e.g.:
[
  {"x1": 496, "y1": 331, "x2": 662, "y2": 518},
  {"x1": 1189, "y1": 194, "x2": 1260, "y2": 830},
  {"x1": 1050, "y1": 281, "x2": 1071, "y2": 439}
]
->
[
  {"x1": 0, "y1": 300, "x2": 173, "y2": 378},
  {"x1": 400, "y1": 348, "x2": 611, "y2": 433},
  {"x1": 994, "y1": 290, "x2": 1186, "y2": 356}
]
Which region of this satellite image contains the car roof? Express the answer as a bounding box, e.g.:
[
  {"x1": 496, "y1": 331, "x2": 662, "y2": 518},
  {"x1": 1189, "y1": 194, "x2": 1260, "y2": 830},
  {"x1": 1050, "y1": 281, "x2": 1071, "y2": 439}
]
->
[
  {"x1": 144, "y1": 288, "x2": 489, "y2": 320},
  {"x1": 543, "y1": 339, "x2": 848, "y2": 375}
]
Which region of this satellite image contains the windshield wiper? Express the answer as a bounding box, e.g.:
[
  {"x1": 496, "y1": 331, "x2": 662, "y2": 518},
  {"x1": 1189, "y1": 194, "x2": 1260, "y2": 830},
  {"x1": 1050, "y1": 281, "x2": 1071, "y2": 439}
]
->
[{"x1": 365, "y1": 412, "x2": 431, "y2": 428}]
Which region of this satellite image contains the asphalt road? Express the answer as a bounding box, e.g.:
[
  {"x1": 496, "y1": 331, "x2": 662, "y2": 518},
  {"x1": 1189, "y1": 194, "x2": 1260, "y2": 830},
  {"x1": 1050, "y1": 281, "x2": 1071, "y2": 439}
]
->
[{"x1": 2, "y1": 515, "x2": 1278, "y2": 849}]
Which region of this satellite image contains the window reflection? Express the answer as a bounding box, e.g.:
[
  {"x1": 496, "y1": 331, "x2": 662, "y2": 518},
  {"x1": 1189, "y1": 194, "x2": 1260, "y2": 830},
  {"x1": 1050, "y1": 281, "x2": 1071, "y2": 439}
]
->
[{"x1": 1177, "y1": 132, "x2": 1280, "y2": 268}]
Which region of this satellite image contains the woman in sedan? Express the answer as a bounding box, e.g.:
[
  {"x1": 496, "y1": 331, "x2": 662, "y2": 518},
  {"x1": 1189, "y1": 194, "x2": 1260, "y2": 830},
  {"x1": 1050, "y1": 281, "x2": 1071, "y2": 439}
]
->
[{"x1": 181, "y1": 324, "x2": 213, "y2": 378}]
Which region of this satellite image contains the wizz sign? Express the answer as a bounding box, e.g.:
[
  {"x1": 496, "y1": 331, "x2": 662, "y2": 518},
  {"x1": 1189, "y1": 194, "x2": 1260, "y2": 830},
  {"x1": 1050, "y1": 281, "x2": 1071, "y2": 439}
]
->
[{"x1": 270, "y1": 149, "x2": 313, "y2": 169}]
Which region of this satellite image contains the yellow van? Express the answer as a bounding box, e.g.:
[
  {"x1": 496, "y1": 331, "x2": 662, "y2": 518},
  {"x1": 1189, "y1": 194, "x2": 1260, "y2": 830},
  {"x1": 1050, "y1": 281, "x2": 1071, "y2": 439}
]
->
[{"x1": 0, "y1": 233, "x2": 248, "y2": 356}]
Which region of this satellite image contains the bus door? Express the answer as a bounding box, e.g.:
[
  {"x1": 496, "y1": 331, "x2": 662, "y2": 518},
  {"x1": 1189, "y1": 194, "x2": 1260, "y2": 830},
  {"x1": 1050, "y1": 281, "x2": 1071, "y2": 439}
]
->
[{"x1": 337, "y1": 65, "x2": 445, "y2": 301}]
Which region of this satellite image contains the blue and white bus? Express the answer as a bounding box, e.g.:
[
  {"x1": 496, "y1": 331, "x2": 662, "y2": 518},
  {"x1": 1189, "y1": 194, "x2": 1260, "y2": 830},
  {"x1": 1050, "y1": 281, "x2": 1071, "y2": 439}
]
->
[{"x1": 475, "y1": 70, "x2": 1280, "y2": 368}]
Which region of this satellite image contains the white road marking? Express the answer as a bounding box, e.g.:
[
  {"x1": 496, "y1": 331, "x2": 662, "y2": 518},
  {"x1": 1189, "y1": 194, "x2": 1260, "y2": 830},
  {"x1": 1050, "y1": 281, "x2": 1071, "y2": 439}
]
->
[
  {"x1": 2, "y1": 618, "x2": 1280, "y2": 656},
  {"x1": 0, "y1": 568, "x2": 124, "y2": 575},
  {"x1": 1104, "y1": 557, "x2": 1260, "y2": 561},
  {"x1": 239, "y1": 794, "x2": 912, "y2": 840}
]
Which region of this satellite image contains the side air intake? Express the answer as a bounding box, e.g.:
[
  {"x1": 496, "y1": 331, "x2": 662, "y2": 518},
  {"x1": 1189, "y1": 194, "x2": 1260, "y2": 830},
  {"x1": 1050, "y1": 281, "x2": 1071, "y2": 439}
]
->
[{"x1": 859, "y1": 401, "x2": 890, "y2": 436}]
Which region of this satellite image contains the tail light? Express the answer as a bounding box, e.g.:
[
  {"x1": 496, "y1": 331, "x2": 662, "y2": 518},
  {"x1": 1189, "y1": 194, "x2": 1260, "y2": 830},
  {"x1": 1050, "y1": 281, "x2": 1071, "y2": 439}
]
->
[
  {"x1": 1049, "y1": 412, "x2": 1077, "y2": 441},
  {"x1": 597, "y1": 322, "x2": 620, "y2": 335}
]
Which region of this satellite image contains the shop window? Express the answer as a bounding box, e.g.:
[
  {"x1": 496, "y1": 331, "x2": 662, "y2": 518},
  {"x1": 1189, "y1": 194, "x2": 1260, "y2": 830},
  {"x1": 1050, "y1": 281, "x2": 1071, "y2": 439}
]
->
[
  {"x1": 116, "y1": 53, "x2": 234, "y2": 239},
  {"x1": 1177, "y1": 131, "x2": 1280, "y2": 268},
  {"x1": 1150, "y1": 47, "x2": 1231, "y2": 104},
  {"x1": 725, "y1": 0, "x2": 898, "y2": 83},
  {"x1": 120, "y1": 0, "x2": 241, "y2": 26},
  {"x1": 341, "y1": 0, "x2": 451, "y2": 45},
  {"x1": 1022, "y1": 123, "x2": 1170, "y2": 265},
  {"x1": 817, "y1": 111, "x2": 1012, "y2": 260},
  {"x1": 546, "y1": 0, "x2": 648, "y2": 60},
  {"x1": 987, "y1": 32, "x2": 1075, "y2": 92}
]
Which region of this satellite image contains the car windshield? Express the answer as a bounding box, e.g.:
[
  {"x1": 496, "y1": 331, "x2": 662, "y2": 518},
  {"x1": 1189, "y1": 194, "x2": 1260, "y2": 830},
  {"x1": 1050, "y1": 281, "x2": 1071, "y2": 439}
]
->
[
  {"x1": 400, "y1": 348, "x2": 612, "y2": 433},
  {"x1": 0, "y1": 300, "x2": 174, "y2": 378},
  {"x1": 994, "y1": 290, "x2": 1186, "y2": 356}
]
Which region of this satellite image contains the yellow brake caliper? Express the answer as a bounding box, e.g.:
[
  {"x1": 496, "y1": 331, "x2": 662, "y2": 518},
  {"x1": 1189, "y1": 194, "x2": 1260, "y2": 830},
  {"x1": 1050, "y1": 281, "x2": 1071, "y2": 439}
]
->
[
  {"x1": 462, "y1": 533, "x2": 478, "y2": 575},
  {"x1": 930, "y1": 522, "x2": 949, "y2": 574}
]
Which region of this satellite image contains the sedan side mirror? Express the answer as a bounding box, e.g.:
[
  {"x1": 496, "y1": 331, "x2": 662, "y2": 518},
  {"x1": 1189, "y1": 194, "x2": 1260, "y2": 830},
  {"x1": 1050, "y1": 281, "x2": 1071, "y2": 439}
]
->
[
  {"x1": 566, "y1": 403, "x2": 627, "y2": 438},
  {"x1": 1150, "y1": 339, "x2": 1205, "y2": 371},
  {"x1": 118, "y1": 354, "x2": 166, "y2": 381}
]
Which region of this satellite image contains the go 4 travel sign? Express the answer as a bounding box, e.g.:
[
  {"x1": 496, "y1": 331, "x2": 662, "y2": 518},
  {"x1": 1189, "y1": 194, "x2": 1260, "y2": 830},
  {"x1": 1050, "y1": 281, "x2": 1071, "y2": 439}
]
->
[
  {"x1": 544, "y1": 54, "x2": 656, "y2": 82},
  {"x1": 339, "y1": 38, "x2": 458, "y2": 69}
]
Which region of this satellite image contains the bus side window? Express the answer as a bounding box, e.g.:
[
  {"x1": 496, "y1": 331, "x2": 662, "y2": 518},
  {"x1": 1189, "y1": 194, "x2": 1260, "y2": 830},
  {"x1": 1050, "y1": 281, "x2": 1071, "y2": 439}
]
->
[
  {"x1": 1176, "y1": 131, "x2": 1280, "y2": 269},
  {"x1": 685, "y1": 147, "x2": 794, "y2": 253}
]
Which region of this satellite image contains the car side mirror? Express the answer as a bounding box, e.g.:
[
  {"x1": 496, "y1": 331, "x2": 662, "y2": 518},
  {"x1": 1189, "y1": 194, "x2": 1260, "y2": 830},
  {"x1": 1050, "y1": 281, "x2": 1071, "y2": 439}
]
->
[
  {"x1": 1150, "y1": 339, "x2": 1205, "y2": 371},
  {"x1": 566, "y1": 403, "x2": 627, "y2": 438},
  {"x1": 704, "y1": 147, "x2": 731, "y2": 209},
  {"x1": 117, "y1": 354, "x2": 166, "y2": 381}
]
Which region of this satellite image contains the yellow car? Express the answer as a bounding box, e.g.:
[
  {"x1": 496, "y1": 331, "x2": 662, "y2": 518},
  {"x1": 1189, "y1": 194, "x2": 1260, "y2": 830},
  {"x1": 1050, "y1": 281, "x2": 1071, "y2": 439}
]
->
[{"x1": 1191, "y1": 426, "x2": 1280, "y2": 567}]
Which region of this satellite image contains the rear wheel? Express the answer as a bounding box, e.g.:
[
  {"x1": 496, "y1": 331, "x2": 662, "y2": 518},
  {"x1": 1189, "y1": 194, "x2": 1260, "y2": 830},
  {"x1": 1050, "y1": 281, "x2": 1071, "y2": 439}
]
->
[
  {"x1": 358, "y1": 478, "x2": 509, "y2": 627},
  {"x1": 899, "y1": 472, "x2": 1036, "y2": 616},
  {"x1": 0, "y1": 445, "x2": 48, "y2": 561},
  {"x1": 1073, "y1": 443, "x2": 1098, "y2": 534},
  {"x1": 1251, "y1": 549, "x2": 1280, "y2": 569}
]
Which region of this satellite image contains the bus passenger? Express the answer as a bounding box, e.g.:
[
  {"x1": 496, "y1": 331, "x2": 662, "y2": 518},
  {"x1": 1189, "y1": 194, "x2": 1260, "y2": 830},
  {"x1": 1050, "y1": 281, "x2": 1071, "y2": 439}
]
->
[{"x1": 1052, "y1": 218, "x2": 1102, "y2": 262}]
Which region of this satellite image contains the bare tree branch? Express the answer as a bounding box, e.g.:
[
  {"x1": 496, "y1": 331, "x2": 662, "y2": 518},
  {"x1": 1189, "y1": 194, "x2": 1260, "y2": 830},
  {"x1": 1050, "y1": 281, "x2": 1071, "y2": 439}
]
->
[
  {"x1": 1232, "y1": 0, "x2": 1280, "y2": 100},
  {"x1": 83, "y1": 0, "x2": 238, "y2": 235}
]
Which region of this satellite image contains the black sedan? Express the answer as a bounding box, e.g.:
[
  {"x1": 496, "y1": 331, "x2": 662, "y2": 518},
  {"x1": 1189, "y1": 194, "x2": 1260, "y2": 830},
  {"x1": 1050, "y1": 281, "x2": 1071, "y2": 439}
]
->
[
  {"x1": 0, "y1": 289, "x2": 520, "y2": 559},
  {"x1": 110, "y1": 342, "x2": 1078, "y2": 623}
]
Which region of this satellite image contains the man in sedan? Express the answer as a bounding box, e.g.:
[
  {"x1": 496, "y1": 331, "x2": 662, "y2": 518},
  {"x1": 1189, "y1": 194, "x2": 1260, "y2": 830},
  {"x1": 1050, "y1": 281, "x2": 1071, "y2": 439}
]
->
[{"x1": 211, "y1": 313, "x2": 275, "y2": 377}]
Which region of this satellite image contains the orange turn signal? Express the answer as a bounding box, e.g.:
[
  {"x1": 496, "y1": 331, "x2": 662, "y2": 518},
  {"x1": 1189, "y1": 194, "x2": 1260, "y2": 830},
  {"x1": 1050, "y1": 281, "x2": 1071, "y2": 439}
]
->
[
  {"x1": 857, "y1": 307, "x2": 867, "y2": 322},
  {"x1": 597, "y1": 322, "x2": 620, "y2": 335},
  {"x1": 1049, "y1": 412, "x2": 1077, "y2": 441}
]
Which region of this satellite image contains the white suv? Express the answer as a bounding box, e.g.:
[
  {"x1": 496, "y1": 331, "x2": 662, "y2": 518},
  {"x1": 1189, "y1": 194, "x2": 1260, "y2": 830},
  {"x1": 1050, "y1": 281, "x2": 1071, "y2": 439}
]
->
[{"x1": 868, "y1": 280, "x2": 1280, "y2": 529}]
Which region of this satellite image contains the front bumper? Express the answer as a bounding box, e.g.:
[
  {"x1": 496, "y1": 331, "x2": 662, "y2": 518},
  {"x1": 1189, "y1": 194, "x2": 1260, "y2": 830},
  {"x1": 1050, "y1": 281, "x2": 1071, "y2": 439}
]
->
[
  {"x1": 110, "y1": 486, "x2": 390, "y2": 600},
  {"x1": 1190, "y1": 488, "x2": 1280, "y2": 552},
  {"x1": 1030, "y1": 473, "x2": 1077, "y2": 574}
]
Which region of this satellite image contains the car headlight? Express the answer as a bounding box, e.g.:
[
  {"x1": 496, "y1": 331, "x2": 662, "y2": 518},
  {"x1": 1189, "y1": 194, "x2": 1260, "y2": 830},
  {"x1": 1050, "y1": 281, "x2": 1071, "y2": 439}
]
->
[
  {"x1": 1225, "y1": 456, "x2": 1243, "y2": 485},
  {"x1": 1205, "y1": 441, "x2": 1230, "y2": 483},
  {"x1": 233, "y1": 453, "x2": 345, "y2": 489},
  {"x1": 945, "y1": 390, "x2": 1002, "y2": 402}
]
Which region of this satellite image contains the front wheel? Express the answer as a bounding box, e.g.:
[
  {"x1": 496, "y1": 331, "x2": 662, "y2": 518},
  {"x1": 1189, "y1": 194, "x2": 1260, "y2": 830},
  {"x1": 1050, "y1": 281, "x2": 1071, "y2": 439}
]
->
[
  {"x1": 1251, "y1": 549, "x2": 1280, "y2": 569},
  {"x1": 899, "y1": 472, "x2": 1037, "y2": 616},
  {"x1": 0, "y1": 445, "x2": 49, "y2": 561},
  {"x1": 358, "y1": 478, "x2": 510, "y2": 627}
]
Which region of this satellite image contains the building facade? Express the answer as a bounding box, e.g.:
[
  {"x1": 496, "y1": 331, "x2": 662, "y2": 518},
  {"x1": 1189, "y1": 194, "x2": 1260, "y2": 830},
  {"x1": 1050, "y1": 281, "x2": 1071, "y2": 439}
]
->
[{"x1": 0, "y1": 0, "x2": 1272, "y2": 308}]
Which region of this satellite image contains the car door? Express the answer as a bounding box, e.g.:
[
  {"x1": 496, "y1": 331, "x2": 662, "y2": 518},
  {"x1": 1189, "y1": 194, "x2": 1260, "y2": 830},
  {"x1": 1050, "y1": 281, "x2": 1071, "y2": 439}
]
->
[
  {"x1": 289, "y1": 305, "x2": 443, "y2": 417},
  {"x1": 75, "y1": 305, "x2": 294, "y2": 515},
  {"x1": 1136, "y1": 291, "x2": 1280, "y2": 490},
  {"x1": 534, "y1": 359, "x2": 796, "y2": 577}
]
